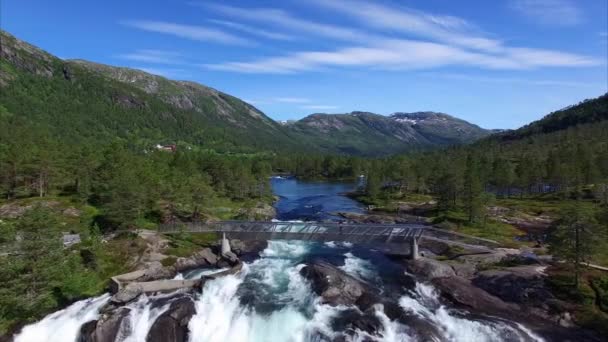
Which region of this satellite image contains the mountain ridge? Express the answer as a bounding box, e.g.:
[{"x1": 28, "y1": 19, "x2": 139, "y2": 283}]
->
[{"x1": 0, "y1": 29, "x2": 492, "y2": 156}]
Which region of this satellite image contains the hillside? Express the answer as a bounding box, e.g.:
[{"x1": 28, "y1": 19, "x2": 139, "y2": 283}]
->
[
  {"x1": 497, "y1": 93, "x2": 608, "y2": 141},
  {"x1": 0, "y1": 30, "x2": 298, "y2": 152},
  {"x1": 0, "y1": 30, "x2": 496, "y2": 156},
  {"x1": 287, "y1": 111, "x2": 490, "y2": 156}
]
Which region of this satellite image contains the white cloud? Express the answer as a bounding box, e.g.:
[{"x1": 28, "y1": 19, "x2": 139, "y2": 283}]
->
[
  {"x1": 302, "y1": 105, "x2": 339, "y2": 110},
  {"x1": 424, "y1": 72, "x2": 603, "y2": 88},
  {"x1": 117, "y1": 49, "x2": 182, "y2": 64},
  {"x1": 273, "y1": 97, "x2": 310, "y2": 103},
  {"x1": 208, "y1": 19, "x2": 295, "y2": 41},
  {"x1": 200, "y1": 3, "x2": 382, "y2": 43},
  {"x1": 308, "y1": 0, "x2": 502, "y2": 52},
  {"x1": 124, "y1": 20, "x2": 253, "y2": 46},
  {"x1": 509, "y1": 0, "x2": 583, "y2": 26},
  {"x1": 203, "y1": 39, "x2": 600, "y2": 74}
]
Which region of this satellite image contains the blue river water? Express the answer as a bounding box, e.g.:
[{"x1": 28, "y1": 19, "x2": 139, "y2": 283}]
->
[{"x1": 270, "y1": 177, "x2": 365, "y2": 221}]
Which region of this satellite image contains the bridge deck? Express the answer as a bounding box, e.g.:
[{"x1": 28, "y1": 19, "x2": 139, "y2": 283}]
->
[{"x1": 158, "y1": 221, "x2": 426, "y2": 244}]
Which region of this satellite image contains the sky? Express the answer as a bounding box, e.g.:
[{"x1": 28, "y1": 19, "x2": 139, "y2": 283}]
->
[{"x1": 2, "y1": 0, "x2": 607, "y2": 129}]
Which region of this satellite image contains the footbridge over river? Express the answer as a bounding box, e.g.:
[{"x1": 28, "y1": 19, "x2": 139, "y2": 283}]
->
[{"x1": 158, "y1": 221, "x2": 498, "y2": 259}]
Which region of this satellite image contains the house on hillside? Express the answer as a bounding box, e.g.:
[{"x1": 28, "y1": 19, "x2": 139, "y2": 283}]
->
[{"x1": 155, "y1": 144, "x2": 177, "y2": 152}]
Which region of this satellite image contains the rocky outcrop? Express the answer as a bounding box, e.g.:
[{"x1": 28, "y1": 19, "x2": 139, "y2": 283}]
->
[
  {"x1": 174, "y1": 248, "x2": 218, "y2": 272},
  {"x1": 236, "y1": 203, "x2": 276, "y2": 221},
  {"x1": 404, "y1": 257, "x2": 455, "y2": 279},
  {"x1": 431, "y1": 276, "x2": 521, "y2": 317},
  {"x1": 79, "y1": 307, "x2": 130, "y2": 342},
  {"x1": 146, "y1": 297, "x2": 196, "y2": 342},
  {"x1": 300, "y1": 261, "x2": 374, "y2": 307},
  {"x1": 472, "y1": 266, "x2": 553, "y2": 305}
]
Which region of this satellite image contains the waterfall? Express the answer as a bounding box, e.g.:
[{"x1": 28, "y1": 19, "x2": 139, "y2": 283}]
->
[
  {"x1": 14, "y1": 293, "x2": 110, "y2": 342},
  {"x1": 15, "y1": 240, "x2": 547, "y2": 342}
]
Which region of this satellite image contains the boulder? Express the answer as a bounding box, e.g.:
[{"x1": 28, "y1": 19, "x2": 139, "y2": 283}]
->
[
  {"x1": 174, "y1": 248, "x2": 218, "y2": 272},
  {"x1": 404, "y1": 257, "x2": 455, "y2": 279},
  {"x1": 300, "y1": 261, "x2": 370, "y2": 306},
  {"x1": 446, "y1": 261, "x2": 477, "y2": 279},
  {"x1": 146, "y1": 297, "x2": 196, "y2": 342},
  {"x1": 79, "y1": 308, "x2": 130, "y2": 342}
]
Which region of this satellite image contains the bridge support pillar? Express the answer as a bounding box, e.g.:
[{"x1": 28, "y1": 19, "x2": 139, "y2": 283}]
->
[
  {"x1": 409, "y1": 237, "x2": 419, "y2": 260},
  {"x1": 221, "y1": 233, "x2": 231, "y2": 255}
]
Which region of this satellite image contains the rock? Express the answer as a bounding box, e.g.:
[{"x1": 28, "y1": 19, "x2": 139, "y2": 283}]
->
[
  {"x1": 404, "y1": 257, "x2": 455, "y2": 279},
  {"x1": 229, "y1": 239, "x2": 267, "y2": 256},
  {"x1": 138, "y1": 261, "x2": 177, "y2": 282},
  {"x1": 79, "y1": 308, "x2": 130, "y2": 342},
  {"x1": 236, "y1": 203, "x2": 276, "y2": 221},
  {"x1": 331, "y1": 308, "x2": 382, "y2": 336},
  {"x1": 146, "y1": 297, "x2": 196, "y2": 342},
  {"x1": 111, "y1": 283, "x2": 143, "y2": 305},
  {"x1": 221, "y1": 251, "x2": 239, "y2": 265},
  {"x1": 300, "y1": 261, "x2": 369, "y2": 306},
  {"x1": 472, "y1": 266, "x2": 553, "y2": 305},
  {"x1": 431, "y1": 276, "x2": 520, "y2": 317},
  {"x1": 447, "y1": 261, "x2": 477, "y2": 279},
  {"x1": 174, "y1": 248, "x2": 218, "y2": 272},
  {"x1": 455, "y1": 251, "x2": 509, "y2": 266}
]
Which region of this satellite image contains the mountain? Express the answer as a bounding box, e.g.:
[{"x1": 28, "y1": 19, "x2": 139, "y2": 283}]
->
[
  {"x1": 0, "y1": 30, "x2": 490, "y2": 156},
  {"x1": 286, "y1": 111, "x2": 491, "y2": 156},
  {"x1": 0, "y1": 30, "x2": 298, "y2": 152}
]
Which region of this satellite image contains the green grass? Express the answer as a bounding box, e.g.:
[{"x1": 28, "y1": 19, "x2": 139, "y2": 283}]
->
[{"x1": 165, "y1": 232, "x2": 217, "y2": 257}]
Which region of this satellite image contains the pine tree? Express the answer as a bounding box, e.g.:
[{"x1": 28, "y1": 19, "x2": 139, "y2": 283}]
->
[{"x1": 464, "y1": 154, "x2": 484, "y2": 224}]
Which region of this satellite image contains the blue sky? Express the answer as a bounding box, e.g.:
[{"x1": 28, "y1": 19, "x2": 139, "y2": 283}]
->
[{"x1": 3, "y1": 0, "x2": 607, "y2": 129}]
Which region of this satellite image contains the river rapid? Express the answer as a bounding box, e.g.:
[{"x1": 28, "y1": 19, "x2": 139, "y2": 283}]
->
[{"x1": 14, "y1": 177, "x2": 546, "y2": 342}]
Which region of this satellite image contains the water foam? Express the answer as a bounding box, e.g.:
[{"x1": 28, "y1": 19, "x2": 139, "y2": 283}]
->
[{"x1": 14, "y1": 294, "x2": 110, "y2": 342}]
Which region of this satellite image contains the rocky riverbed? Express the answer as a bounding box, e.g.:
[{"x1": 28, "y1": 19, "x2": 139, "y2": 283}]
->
[{"x1": 13, "y1": 233, "x2": 604, "y2": 342}]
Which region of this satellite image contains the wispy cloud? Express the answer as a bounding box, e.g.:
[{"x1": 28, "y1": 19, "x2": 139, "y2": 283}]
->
[
  {"x1": 424, "y1": 72, "x2": 603, "y2": 88},
  {"x1": 509, "y1": 0, "x2": 583, "y2": 26},
  {"x1": 208, "y1": 19, "x2": 295, "y2": 41},
  {"x1": 200, "y1": 1, "x2": 599, "y2": 74},
  {"x1": 273, "y1": 97, "x2": 310, "y2": 103},
  {"x1": 124, "y1": 20, "x2": 253, "y2": 46},
  {"x1": 117, "y1": 49, "x2": 182, "y2": 64},
  {"x1": 203, "y1": 39, "x2": 599, "y2": 74},
  {"x1": 199, "y1": 3, "x2": 382, "y2": 43},
  {"x1": 302, "y1": 105, "x2": 339, "y2": 110}
]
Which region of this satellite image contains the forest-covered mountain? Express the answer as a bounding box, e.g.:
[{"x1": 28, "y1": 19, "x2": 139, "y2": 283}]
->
[
  {"x1": 0, "y1": 30, "x2": 489, "y2": 155},
  {"x1": 286, "y1": 111, "x2": 490, "y2": 156},
  {"x1": 0, "y1": 30, "x2": 299, "y2": 153}
]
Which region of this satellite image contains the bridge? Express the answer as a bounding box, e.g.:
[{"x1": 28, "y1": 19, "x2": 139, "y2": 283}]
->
[{"x1": 158, "y1": 221, "x2": 497, "y2": 259}]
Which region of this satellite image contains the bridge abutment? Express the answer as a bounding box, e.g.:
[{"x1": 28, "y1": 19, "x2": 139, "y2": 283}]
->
[{"x1": 409, "y1": 237, "x2": 419, "y2": 260}]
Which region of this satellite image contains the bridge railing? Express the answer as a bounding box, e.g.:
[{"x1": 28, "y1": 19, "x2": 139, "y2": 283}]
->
[{"x1": 158, "y1": 221, "x2": 426, "y2": 243}]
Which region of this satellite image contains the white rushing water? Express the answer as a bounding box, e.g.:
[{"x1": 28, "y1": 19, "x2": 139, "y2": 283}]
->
[
  {"x1": 15, "y1": 240, "x2": 546, "y2": 342},
  {"x1": 15, "y1": 293, "x2": 110, "y2": 342}
]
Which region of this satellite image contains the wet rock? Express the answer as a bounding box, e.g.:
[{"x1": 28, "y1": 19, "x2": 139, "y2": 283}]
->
[
  {"x1": 431, "y1": 276, "x2": 520, "y2": 317},
  {"x1": 174, "y1": 248, "x2": 218, "y2": 272},
  {"x1": 300, "y1": 261, "x2": 369, "y2": 306},
  {"x1": 221, "y1": 251, "x2": 239, "y2": 265},
  {"x1": 404, "y1": 257, "x2": 455, "y2": 279},
  {"x1": 111, "y1": 283, "x2": 143, "y2": 305},
  {"x1": 229, "y1": 239, "x2": 267, "y2": 256},
  {"x1": 146, "y1": 297, "x2": 196, "y2": 342},
  {"x1": 79, "y1": 307, "x2": 130, "y2": 342},
  {"x1": 331, "y1": 308, "x2": 382, "y2": 336},
  {"x1": 472, "y1": 266, "x2": 553, "y2": 305}
]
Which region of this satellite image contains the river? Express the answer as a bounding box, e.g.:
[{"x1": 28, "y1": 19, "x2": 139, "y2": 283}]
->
[{"x1": 14, "y1": 178, "x2": 546, "y2": 342}]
